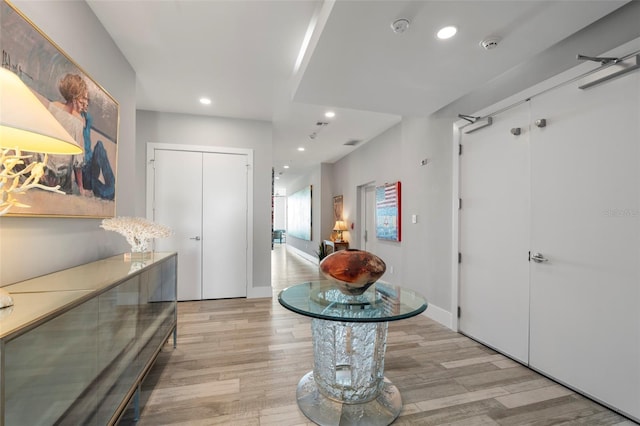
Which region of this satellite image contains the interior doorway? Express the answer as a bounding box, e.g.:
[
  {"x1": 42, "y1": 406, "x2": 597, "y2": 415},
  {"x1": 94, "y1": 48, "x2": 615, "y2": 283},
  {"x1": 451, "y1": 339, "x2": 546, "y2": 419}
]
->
[
  {"x1": 273, "y1": 190, "x2": 287, "y2": 246},
  {"x1": 358, "y1": 182, "x2": 377, "y2": 253},
  {"x1": 147, "y1": 143, "x2": 253, "y2": 301}
]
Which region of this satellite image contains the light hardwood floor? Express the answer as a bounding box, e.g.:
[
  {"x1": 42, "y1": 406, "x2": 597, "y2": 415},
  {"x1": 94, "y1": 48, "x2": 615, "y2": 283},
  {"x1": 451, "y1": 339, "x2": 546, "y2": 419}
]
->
[{"x1": 123, "y1": 245, "x2": 636, "y2": 425}]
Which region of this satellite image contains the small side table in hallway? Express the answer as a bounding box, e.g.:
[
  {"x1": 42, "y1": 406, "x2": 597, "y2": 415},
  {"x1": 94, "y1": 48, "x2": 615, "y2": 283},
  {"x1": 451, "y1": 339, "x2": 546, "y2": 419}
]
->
[{"x1": 278, "y1": 281, "x2": 427, "y2": 425}]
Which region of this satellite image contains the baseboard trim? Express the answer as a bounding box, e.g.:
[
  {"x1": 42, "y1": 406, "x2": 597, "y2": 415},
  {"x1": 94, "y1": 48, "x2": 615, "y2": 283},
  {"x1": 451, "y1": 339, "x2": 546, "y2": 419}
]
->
[
  {"x1": 286, "y1": 245, "x2": 319, "y2": 265},
  {"x1": 423, "y1": 303, "x2": 453, "y2": 329},
  {"x1": 248, "y1": 285, "x2": 272, "y2": 299}
]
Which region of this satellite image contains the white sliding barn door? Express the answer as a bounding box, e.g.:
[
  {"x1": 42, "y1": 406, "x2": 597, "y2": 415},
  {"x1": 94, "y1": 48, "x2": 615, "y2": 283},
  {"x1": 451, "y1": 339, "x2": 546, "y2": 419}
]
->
[
  {"x1": 458, "y1": 102, "x2": 532, "y2": 363},
  {"x1": 150, "y1": 147, "x2": 249, "y2": 301},
  {"x1": 528, "y1": 71, "x2": 640, "y2": 418}
]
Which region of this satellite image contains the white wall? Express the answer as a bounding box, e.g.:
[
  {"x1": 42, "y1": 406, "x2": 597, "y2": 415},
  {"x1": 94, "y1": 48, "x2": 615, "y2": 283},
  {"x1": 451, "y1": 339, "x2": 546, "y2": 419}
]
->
[
  {"x1": 0, "y1": 1, "x2": 136, "y2": 286},
  {"x1": 273, "y1": 196, "x2": 286, "y2": 230},
  {"x1": 328, "y1": 118, "x2": 454, "y2": 326},
  {"x1": 332, "y1": 124, "x2": 404, "y2": 278},
  {"x1": 320, "y1": 162, "x2": 334, "y2": 243},
  {"x1": 285, "y1": 165, "x2": 320, "y2": 257},
  {"x1": 401, "y1": 116, "x2": 455, "y2": 319},
  {"x1": 136, "y1": 110, "x2": 272, "y2": 293}
]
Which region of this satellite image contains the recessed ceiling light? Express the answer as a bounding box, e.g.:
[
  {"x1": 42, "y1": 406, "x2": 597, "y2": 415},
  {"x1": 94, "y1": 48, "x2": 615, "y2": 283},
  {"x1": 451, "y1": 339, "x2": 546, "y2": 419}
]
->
[
  {"x1": 325, "y1": 111, "x2": 335, "y2": 118},
  {"x1": 437, "y1": 26, "x2": 457, "y2": 40},
  {"x1": 283, "y1": 165, "x2": 290, "y2": 169},
  {"x1": 199, "y1": 97, "x2": 212, "y2": 105},
  {"x1": 297, "y1": 147, "x2": 305, "y2": 152}
]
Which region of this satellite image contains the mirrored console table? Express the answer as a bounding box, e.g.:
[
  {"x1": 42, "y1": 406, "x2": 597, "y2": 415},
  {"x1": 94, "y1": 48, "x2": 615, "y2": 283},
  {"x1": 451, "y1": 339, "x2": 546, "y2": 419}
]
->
[
  {"x1": 279, "y1": 281, "x2": 427, "y2": 426},
  {"x1": 0, "y1": 252, "x2": 177, "y2": 425}
]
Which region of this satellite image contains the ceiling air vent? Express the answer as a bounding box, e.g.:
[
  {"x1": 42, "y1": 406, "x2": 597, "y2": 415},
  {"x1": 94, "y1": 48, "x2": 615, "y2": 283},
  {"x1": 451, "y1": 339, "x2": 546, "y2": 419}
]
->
[{"x1": 344, "y1": 139, "x2": 362, "y2": 147}]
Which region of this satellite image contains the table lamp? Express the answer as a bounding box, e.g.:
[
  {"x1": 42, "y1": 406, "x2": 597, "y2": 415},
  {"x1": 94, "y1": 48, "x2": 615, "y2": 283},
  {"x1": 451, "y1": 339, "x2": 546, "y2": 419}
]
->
[
  {"x1": 0, "y1": 67, "x2": 83, "y2": 308},
  {"x1": 333, "y1": 220, "x2": 348, "y2": 242}
]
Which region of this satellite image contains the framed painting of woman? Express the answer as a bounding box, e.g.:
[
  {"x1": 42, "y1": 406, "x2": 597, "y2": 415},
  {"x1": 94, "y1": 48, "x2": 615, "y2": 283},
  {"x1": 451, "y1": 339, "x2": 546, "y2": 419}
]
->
[{"x1": 1, "y1": 0, "x2": 118, "y2": 217}]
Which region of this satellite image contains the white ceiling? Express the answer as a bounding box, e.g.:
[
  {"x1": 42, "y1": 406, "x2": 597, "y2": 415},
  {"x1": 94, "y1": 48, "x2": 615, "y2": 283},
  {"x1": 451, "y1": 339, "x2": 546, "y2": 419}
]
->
[{"x1": 87, "y1": 0, "x2": 629, "y2": 190}]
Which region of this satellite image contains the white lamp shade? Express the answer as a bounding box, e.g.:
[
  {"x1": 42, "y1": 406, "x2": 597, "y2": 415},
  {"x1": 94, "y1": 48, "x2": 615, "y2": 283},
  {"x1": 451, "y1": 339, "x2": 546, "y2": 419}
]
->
[
  {"x1": 333, "y1": 220, "x2": 348, "y2": 231},
  {"x1": 0, "y1": 67, "x2": 82, "y2": 154}
]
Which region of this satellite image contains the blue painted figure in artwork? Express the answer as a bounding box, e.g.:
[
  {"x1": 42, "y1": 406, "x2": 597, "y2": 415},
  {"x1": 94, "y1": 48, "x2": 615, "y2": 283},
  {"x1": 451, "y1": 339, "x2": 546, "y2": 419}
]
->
[
  {"x1": 82, "y1": 111, "x2": 115, "y2": 200},
  {"x1": 47, "y1": 73, "x2": 115, "y2": 200}
]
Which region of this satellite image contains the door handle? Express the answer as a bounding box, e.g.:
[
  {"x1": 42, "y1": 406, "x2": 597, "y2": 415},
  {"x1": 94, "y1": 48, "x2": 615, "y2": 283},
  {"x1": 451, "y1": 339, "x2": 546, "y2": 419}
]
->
[
  {"x1": 190, "y1": 236, "x2": 201, "y2": 241},
  {"x1": 531, "y1": 252, "x2": 548, "y2": 263}
]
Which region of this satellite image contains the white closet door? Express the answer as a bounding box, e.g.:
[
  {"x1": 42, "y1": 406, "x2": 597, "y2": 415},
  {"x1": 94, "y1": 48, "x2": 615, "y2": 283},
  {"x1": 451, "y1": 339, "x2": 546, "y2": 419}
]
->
[
  {"x1": 458, "y1": 102, "x2": 531, "y2": 363},
  {"x1": 529, "y1": 71, "x2": 640, "y2": 418},
  {"x1": 153, "y1": 149, "x2": 203, "y2": 301},
  {"x1": 202, "y1": 153, "x2": 248, "y2": 298},
  {"x1": 360, "y1": 184, "x2": 377, "y2": 252}
]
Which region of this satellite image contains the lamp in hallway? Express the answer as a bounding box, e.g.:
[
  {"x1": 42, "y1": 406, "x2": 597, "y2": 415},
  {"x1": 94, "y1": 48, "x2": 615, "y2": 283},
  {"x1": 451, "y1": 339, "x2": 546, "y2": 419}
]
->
[
  {"x1": 0, "y1": 67, "x2": 83, "y2": 308},
  {"x1": 333, "y1": 220, "x2": 348, "y2": 242},
  {"x1": 0, "y1": 67, "x2": 82, "y2": 215}
]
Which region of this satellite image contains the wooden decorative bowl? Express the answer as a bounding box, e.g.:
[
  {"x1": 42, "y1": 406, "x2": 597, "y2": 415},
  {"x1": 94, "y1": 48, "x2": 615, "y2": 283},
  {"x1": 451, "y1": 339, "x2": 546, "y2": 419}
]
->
[{"x1": 319, "y1": 249, "x2": 386, "y2": 295}]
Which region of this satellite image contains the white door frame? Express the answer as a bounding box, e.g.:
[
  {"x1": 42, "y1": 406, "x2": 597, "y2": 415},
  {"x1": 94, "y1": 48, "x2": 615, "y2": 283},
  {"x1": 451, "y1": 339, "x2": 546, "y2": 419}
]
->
[
  {"x1": 450, "y1": 123, "x2": 462, "y2": 332},
  {"x1": 357, "y1": 181, "x2": 376, "y2": 251},
  {"x1": 146, "y1": 142, "x2": 254, "y2": 297}
]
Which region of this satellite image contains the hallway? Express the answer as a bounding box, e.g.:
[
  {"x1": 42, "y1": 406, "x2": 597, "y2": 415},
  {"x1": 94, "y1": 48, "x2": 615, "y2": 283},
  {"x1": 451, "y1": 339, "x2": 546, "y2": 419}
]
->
[
  {"x1": 270, "y1": 244, "x2": 321, "y2": 293},
  {"x1": 126, "y1": 246, "x2": 635, "y2": 425}
]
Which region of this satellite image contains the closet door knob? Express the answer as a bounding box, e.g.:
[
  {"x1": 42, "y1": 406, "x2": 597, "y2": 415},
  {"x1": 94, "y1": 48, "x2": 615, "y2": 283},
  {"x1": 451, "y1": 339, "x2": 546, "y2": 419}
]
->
[
  {"x1": 190, "y1": 236, "x2": 201, "y2": 241},
  {"x1": 531, "y1": 252, "x2": 548, "y2": 263}
]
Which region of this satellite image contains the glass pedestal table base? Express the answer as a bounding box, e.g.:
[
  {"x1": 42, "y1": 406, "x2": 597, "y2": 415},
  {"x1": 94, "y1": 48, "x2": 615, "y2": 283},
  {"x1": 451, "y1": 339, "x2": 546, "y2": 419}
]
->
[
  {"x1": 278, "y1": 282, "x2": 428, "y2": 426},
  {"x1": 297, "y1": 319, "x2": 400, "y2": 426}
]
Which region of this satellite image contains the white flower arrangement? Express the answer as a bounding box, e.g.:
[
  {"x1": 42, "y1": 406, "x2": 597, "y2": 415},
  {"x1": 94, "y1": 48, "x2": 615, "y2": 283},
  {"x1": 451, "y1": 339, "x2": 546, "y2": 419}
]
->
[{"x1": 101, "y1": 216, "x2": 172, "y2": 253}]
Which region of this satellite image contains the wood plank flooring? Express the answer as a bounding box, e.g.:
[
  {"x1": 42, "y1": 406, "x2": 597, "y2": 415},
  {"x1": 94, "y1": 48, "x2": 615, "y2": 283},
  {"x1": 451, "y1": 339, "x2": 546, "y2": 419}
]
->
[{"x1": 122, "y1": 245, "x2": 636, "y2": 425}]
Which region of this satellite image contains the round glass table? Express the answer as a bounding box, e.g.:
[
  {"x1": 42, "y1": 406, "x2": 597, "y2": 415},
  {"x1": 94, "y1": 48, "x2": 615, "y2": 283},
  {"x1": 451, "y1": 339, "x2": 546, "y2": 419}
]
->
[{"x1": 278, "y1": 281, "x2": 427, "y2": 426}]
